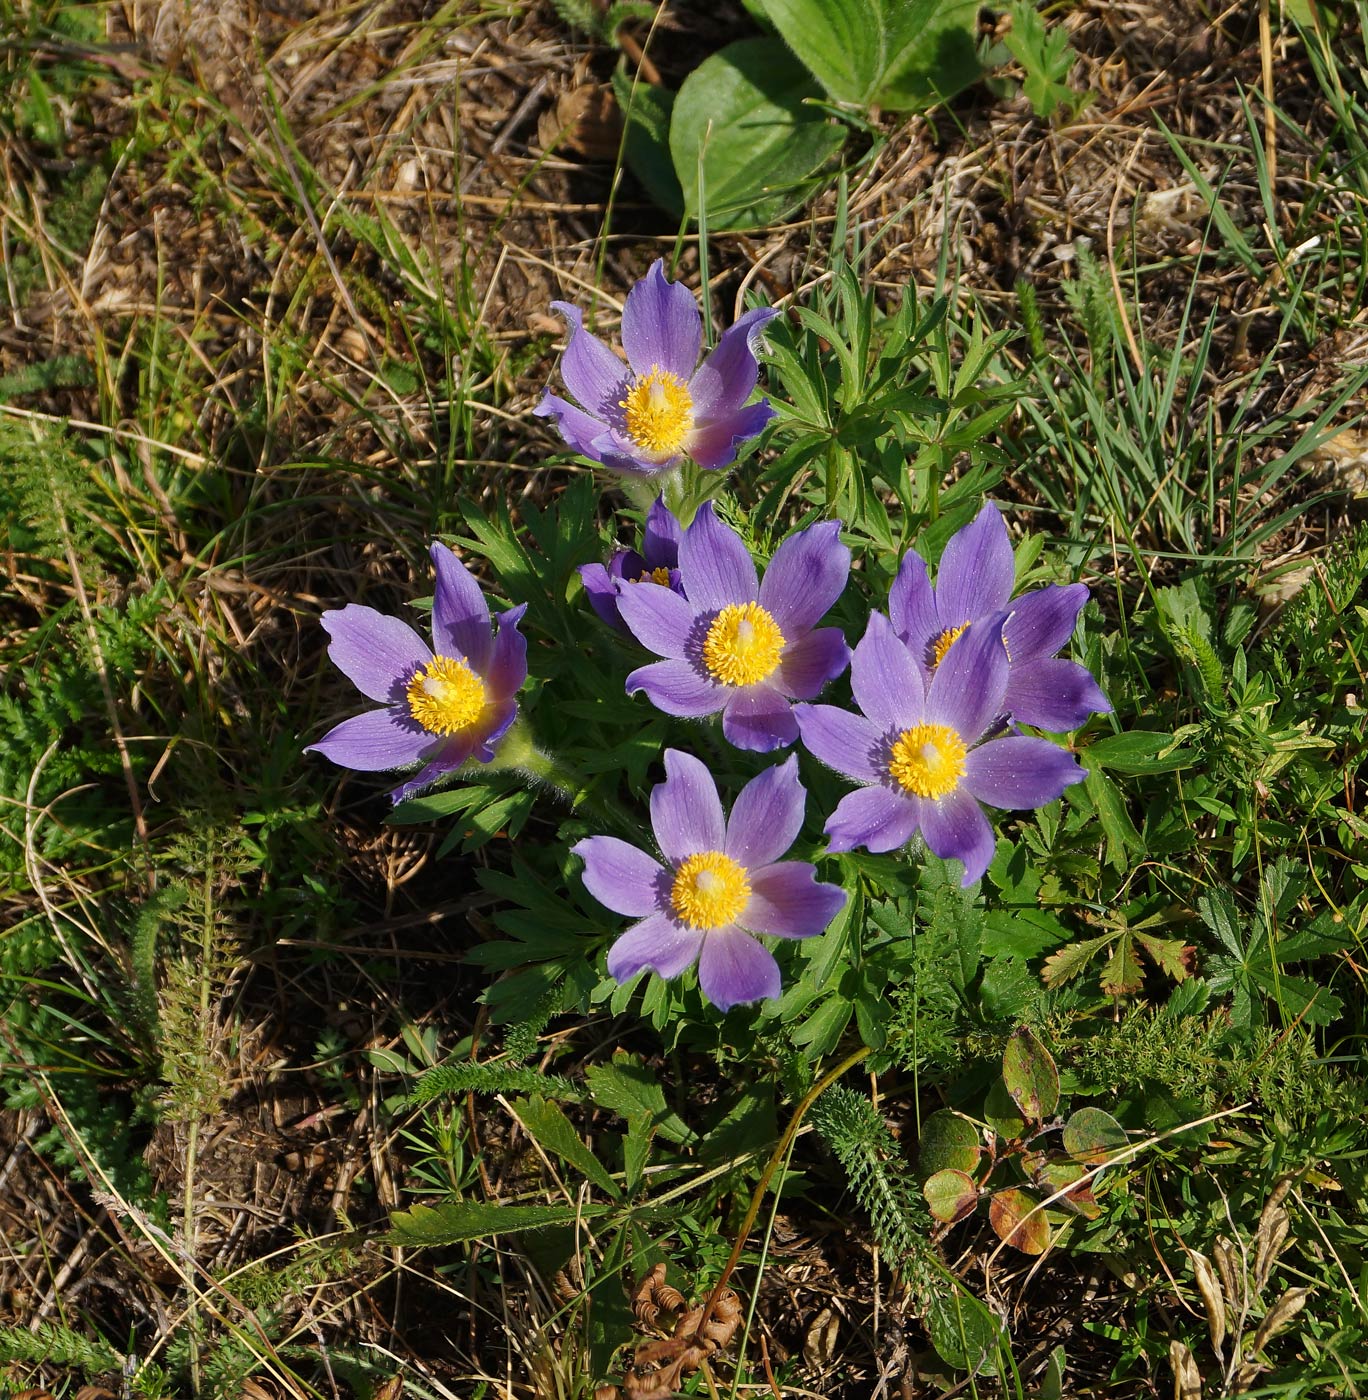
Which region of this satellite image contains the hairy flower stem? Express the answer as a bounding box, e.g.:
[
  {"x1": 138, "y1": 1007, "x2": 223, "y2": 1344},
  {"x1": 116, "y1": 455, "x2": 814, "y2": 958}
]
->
[
  {"x1": 494, "y1": 723, "x2": 638, "y2": 840},
  {"x1": 692, "y1": 1044, "x2": 872, "y2": 1340}
]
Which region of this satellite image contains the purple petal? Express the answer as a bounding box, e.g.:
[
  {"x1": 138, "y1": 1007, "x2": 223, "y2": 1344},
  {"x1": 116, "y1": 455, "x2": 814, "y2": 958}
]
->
[
  {"x1": 626, "y1": 659, "x2": 725, "y2": 717},
  {"x1": 430, "y1": 543, "x2": 493, "y2": 673},
  {"x1": 533, "y1": 390, "x2": 611, "y2": 458},
  {"x1": 614, "y1": 579, "x2": 697, "y2": 660},
  {"x1": 888, "y1": 549, "x2": 940, "y2": 655},
  {"x1": 485, "y1": 604, "x2": 528, "y2": 698},
  {"x1": 472, "y1": 696, "x2": 518, "y2": 762},
  {"x1": 608, "y1": 549, "x2": 648, "y2": 582},
  {"x1": 574, "y1": 836, "x2": 666, "y2": 916},
  {"x1": 687, "y1": 400, "x2": 775, "y2": 472},
  {"x1": 725, "y1": 754, "x2": 805, "y2": 867},
  {"x1": 964, "y1": 735, "x2": 1087, "y2": 809},
  {"x1": 926, "y1": 612, "x2": 1009, "y2": 741},
  {"x1": 824, "y1": 785, "x2": 920, "y2": 854},
  {"x1": 678, "y1": 501, "x2": 758, "y2": 609},
  {"x1": 759, "y1": 520, "x2": 850, "y2": 634},
  {"x1": 777, "y1": 628, "x2": 850, "y2": 700},
  {"x1": 920, "y1": 787, "x2": 996, "y2": 887},
  {"x1": 722, "y1": 685, "x2": 797, "y2": 752},
  {"x1": 744, "y1": 862, "x2": 846, "y2": 939},
  {"x1": 388, "y1": 735, "x2": 479, "y2": 805},
  {"x1": 643, "y1": 497, "x2": 683, "y2": 568},
  {"x1": 320, "y1": 605, "x2": 432, "y2": 704},
  {"x1": 307, "y1": 706, "x2": 437, "y2": 771},
  {"x1": 934, "y1": 503, "x2": 1014, "y2": 625},
  {"x1": 651, "y1": 749, "x2": 726, "y2": 863},
  {"x1": 851, "y1": 611, "x2": 926, "y2": 729},
  {"x1": 1005, "y1": 658, "x2": 1111, "y2": 731},
  {"x1": 697, "y1": 927, "x2": 781, "y2": 1011},
  {"x1": 794, "y1": 703, "x2": 884, "y2": 782},
  {"x1": 621, "y1": 260, "x2": 702, "y2": 381},
  {"x1": 595, "y1": 424, "x2": 684, "y2": 476},
  {"x1": 688, "y1": 306, "x2": 780, "y2": 419},
  {"x1": 1004, "y1": 583, "x2": 1089, "y2": 663},
  {"x1": 549, "y1": 300, "x2": 629, "y2": 416},
  {"x1": 579, "y1": 562, "x2": 627, "y2": 630},
  {"x1": 607, "y1": 912, "x2": 705, "y2": 983}
]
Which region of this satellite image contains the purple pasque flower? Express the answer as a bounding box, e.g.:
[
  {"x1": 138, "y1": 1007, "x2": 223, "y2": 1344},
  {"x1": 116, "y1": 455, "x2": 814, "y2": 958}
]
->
[
  {"x1": 889, "y1": 501, "x2": 1111, "y2": 732},
  {"x1": 579, "y1": 496, "x2": 685, "y2": 632},
  {"x1": 534, "y1": 259, "x2": 779, "y2": 477},
  {"x1": 795, "y1": 611, "x2": 1086, "y2": 887},
  {"x1": 616, "y1": 502, "x2": 851, "y2": 753},
  {"x1": 306, "y1": 543, "x2": 527, "y2": 805},
  {"x1": 574, "y1": 750, "x2": 846, "y2": 1012}
]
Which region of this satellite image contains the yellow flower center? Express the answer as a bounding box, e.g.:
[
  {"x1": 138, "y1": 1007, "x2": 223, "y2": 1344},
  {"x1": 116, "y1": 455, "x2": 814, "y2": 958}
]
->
[
  {"x1": 701, "y1": 602, "x2": 786, "y2": 687},
  {"x1": 887, "y1": 723, "x2": 968, "y2": 799},
  {"x1": 929, "y1": 622, "x2": 969, "y2": 670},
  {"x1": 621, "y1": 366, "x2": 694, "y2": 458},
  {"x1": 405, "y1": 656, "x2": 486, "y2": 735},
  {"x1": 630, "y1": 566, "x2": 673, "y2": 586},
  {"x1": 670, "y1": 850, "x2": 752, "y2": 930}
]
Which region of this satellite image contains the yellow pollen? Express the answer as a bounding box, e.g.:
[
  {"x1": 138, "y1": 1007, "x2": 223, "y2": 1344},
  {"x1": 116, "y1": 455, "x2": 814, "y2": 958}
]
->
[
  {"x1": 701, "y1": 602, "x2": 786, "y2": 687},
  {"x1": 621, "y1": 366, "x2": 694, "y2": 458},
  {"x1": 671, "y1": 850, "x2": 752, "y2": 929},
  {"x1": 887, "y1": 723, "x2": 968, "y2": 799},
  {"x1": 405, "y1": 655, "x2": 486, "y2": 735},
  {"x1": 929, "y1": 623, "x2": 969, "y2": 670},
  {"x1": 630, "y1": 566, "x2": 673, "y2": 586}
]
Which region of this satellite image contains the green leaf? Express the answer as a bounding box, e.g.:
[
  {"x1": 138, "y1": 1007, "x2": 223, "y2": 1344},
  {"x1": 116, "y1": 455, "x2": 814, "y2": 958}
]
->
[
  {"x1": 1002, "y1": 1026, "x2": 1059, "y2": 1123},
  {"x1": 917, "y1": 1110, "x2": 982, "y2": 1175},
  {"x1": 611, "y1": 70, "x2": 683, "y2": 217},
  {"x1": 984, "y1": 1075, "x2": 1026, "y2": 1142},
  {"x1": 762, "y1": 0, "x2": 981, "y2": 110},
  {"x1": 669, "y1": 38, "x2": 846, "y2": 230},
  {"x1": 924, "y1": 1168, "x2": 978, "y2": 1223},
  {"x1": 586, "y1": 1057, "x2": 693, "y2": 1144},
  {"x1": 1062, "y1": 1106, "x2": 1128, "y2": 1167},
  {"x1": 1084, "y1": 731, "x2": 1195, "y2": 774},
  {"x1": 514, "y1": 1095, "x2": 622, "y2": 1199},
  {"x1": 389, "y1": 1199, "x2": 611, "y2": 1246}
]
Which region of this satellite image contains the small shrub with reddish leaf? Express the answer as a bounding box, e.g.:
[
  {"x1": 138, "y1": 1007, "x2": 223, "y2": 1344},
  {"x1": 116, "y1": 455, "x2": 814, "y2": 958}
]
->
[{"x1": 917, "y1": 1026, "x2": 1129, "y2": 1253}]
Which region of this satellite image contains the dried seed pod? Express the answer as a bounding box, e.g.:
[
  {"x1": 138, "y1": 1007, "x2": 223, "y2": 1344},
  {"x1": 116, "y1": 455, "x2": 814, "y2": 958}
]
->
[
  {"x1": 1251, "y1": 1285, "x2": 1309, "y2": 1354},
  {"x1": 1253, "y1": 1207, "x2": 1290, "y2": 1294},
  {"x1": 1188, "y1": 1248, "x2": 1226, "y2": 1359},
  {"x1": 1169, "y1": 1340, "x2": 1202, "y2": 1400},
  {"x1": 552, "y1": 1268, "x2": 579, "y2": 1303},
  {"x1": 655, "y1": 1283, "x2": 687, "y2": 1314},
  {"x1": 632, "y1": 1263, "x2": 668, "y2": 1326},
  {"x1": 1232, "y1": 1359, "x2": 1266, "y2": 1394},
  {"x1": 1214, "y1": 1235, "x2": 1241, "y2": 1310}
]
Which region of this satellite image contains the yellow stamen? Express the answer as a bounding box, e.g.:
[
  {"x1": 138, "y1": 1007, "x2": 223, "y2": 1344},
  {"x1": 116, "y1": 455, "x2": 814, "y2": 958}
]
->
[
  {"x1": 887, "y1": 723, "x2": 968, "y2": 799},
  {"x1": 406, "y1": 655, "x2": 486, "y2": 735},
  {"x1": 671, "y1": 850, "x2": 751, "y2": 930},
  {"x1": 621, "y1": 366, "x2": 694, "y2": 458},
  {"x1": 630, "y1": 566, "x2": 673, "y2": 586},
  {"x1": 929, "y1": 622, "x2": 969, "y2": 670},
  {"x1": 701, "y1": 602, "x2": 786, "y2": 687}
]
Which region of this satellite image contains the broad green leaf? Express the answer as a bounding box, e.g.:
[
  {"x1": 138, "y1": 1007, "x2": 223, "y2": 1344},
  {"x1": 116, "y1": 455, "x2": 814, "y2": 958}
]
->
[
  {"x1": 1062, "y1": 1106, "x2": 1128, "y2": 1167},
  {"x1": 924, "y1": 1168, "x2": 978, "y2": 1223},
  {"x1": 989, "y1": 1187, "x2": 1051, "y2": 1255},
  {"x1": 923, "y1": 1280, "x2": 1004, "y2": 1374},
  {"x1": 1084, "y1": 731, "x2": 1195, "y2": 774},
  {"x1": 1034, "y1": 1161, "x2": 1101, "y2": 1220},
  {"x1": 623, "y1": 1113, "x2": 652, "y2": 1196},
  {"x1": 586, "y1": 1058, "x2": 693, "y2": 1144},
  {"x1": 669, "y1": 38, "x2": 846, "y2": 230},
  {"x1": 762, "y1": 0, "x2": 981, "y2": 111},
  {"x1": 514, "y1": 1095, "x2": 621, "y2": 1199},
  {"x1": 984, "y1": 1075, "x2": 1026, "y2": 1142},
  {"x1": 389, "y1": 1199, "x2": 610, "y2": 1246},
  {"x1": 917, "y1": 1110, "x2": 982, "y2": 1175},
  {"x1": 1002, "y1": 1026, "x2": 1059, "y2": 1123},
  {"x1": 611, "y1": 70, "x2": 683, "y2": 217}
]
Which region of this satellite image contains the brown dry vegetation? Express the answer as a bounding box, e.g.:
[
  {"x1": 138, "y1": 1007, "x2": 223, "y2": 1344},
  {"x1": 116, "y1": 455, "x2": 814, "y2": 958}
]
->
[{"x1": 1, "y1": 0, "x2": 1364, "y2": 1397}]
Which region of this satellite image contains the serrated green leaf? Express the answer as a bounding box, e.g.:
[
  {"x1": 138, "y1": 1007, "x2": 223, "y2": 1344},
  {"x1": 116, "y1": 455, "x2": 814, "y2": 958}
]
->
[
  {"x1": 389, "y1": 1199, "x2": 610, "y2": 1246},
  {"x1": 586, "y1": 1058, "x2": 693, "y2": 1144},
  {"x1": 514, "y1": 1095, "x2": 621, "y2": 1199}
]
